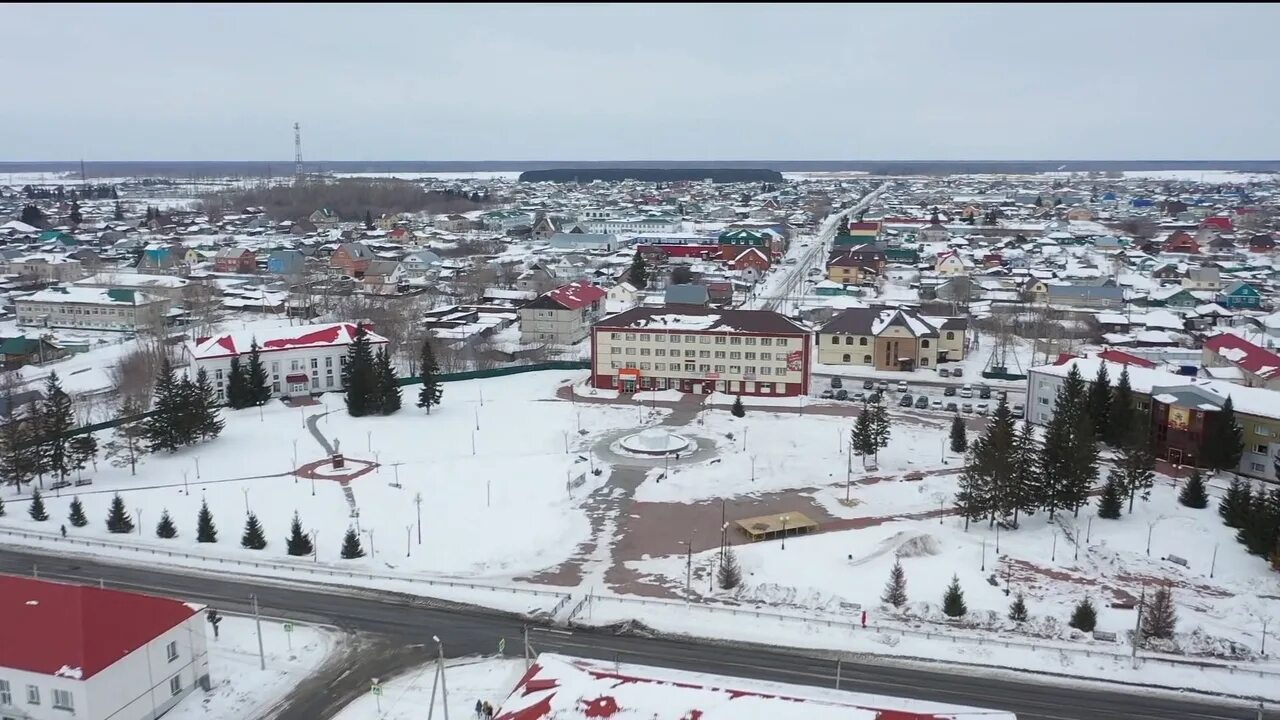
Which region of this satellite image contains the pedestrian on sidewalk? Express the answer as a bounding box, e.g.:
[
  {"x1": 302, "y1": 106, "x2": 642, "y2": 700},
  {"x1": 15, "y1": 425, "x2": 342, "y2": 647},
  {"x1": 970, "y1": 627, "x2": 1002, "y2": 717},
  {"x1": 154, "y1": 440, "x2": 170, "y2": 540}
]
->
[
  {"x1": 475, "y1": 700, "x2": 483, "y2": 719},
  {"x1": 60, "y1": 524, "x2": 67, "y2": 538}
]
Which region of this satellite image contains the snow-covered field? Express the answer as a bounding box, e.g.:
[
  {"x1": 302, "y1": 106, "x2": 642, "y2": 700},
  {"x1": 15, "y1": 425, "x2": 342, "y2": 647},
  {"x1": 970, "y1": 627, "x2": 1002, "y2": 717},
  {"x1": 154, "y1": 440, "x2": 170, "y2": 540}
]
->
[
  {"x1": 333, "y1": 657, "x2": 525, "y2": 720},
  {"x1": 0, "y1": 371, "x2": 656, "y2": 580},
  {"x1": 167, "y1": 616, "x2": 335, "y2": 720}
]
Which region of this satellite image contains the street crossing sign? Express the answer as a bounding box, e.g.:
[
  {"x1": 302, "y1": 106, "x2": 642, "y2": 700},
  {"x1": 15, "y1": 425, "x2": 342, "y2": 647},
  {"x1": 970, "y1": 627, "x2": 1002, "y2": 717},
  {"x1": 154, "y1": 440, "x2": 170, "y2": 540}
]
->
[
  {"x1": 284, "y1": 623, "x2": 294, "y2": 633},
  {"x1": 498, "y1": 637, "x2": 506, "y2": 654}
]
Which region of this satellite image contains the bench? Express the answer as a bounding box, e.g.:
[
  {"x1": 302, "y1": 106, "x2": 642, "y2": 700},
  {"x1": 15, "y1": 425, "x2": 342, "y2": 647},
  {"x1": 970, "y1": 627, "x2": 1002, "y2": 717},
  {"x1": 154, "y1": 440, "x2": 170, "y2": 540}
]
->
[
  {"x1": 74, "y1": 477, "x2": 93, "y2": 487},
  {"x1": 1093, "y1": 630, "x2": 1118, "y2": 642},
  {"x1": 1165, "y1": 554, "x2": 1189, "y2": 568},
  {"x1": 50, "y1": 480, "x2": 72, "y2": 490}
]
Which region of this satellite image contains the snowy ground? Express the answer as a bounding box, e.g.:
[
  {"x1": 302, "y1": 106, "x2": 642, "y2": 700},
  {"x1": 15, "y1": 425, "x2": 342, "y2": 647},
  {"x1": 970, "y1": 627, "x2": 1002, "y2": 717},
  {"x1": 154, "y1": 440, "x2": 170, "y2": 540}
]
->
[
  {"x1": 333, "y1": 657, "x2": 525, "y2": 720},
  {"x1": 167, "y1": 616, "x2": 336, "y2": 720},
  {"x1": 0, "y1": 371, "x2": 657, "y2": 581}
]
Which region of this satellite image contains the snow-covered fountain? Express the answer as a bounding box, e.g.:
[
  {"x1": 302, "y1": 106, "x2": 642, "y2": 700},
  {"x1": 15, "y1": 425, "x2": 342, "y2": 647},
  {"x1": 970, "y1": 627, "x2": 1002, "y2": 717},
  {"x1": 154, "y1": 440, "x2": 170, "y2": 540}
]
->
[{"x1": 616, "y1": 427, "x2": 694, "y2": 457}]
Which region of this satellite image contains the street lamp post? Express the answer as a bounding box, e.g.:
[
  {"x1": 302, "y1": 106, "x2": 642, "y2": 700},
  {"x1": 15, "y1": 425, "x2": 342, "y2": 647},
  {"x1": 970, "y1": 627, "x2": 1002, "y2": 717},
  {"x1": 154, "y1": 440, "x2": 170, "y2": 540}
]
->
[
  {"x1": 432, "y1": 636, "x2": 450, "y2": 720},
  {"x1": 241, "y1": 487, "x2": 250, "y2": 514},
  {"x1": 195, "y1": 456, "x2": 200, "y2": 480},
  {"x1": 183, "y1": 470, "x2": 189, "y2": 496},
  {"x1": 414, "y1": 492, "x2": 423, "y2": 545},
  {"x1": 367, "y1": 430, "x2": 372, "y2": 453},
  {"x1": 292, "y1": 439, "x2": 298, "y2": 483},
  {"x1": 780, "y1": 514, "x2": 789, "y2": 550},
  {"x1": 311, "y1": 530, "x2": 318, "y2": 563},
  {"x1": 981, "y1": 536, "x2": 986, "y2": 571},
  {"x1": 137, "y1": 508, "x2": 143, "y2": 536},
  {"x1": 406, "y1": 524, "x2": 412, "y2": 558},
  {"x1": 364, "y1": 529, "x2": 376, "y2": 560}
]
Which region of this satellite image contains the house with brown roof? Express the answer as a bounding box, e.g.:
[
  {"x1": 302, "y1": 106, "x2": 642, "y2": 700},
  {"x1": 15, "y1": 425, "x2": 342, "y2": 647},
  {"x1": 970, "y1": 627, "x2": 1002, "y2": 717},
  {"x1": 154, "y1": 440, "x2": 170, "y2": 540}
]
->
[
  {"x1": 329, "y1": 242, "x2": 374, "y2": 277},
  {"x1": 212, "y1": 247, "x2": 257, "y2": 273},
  {"x1": 816, "y1": 307, "x2": 967, "y2": 371}
]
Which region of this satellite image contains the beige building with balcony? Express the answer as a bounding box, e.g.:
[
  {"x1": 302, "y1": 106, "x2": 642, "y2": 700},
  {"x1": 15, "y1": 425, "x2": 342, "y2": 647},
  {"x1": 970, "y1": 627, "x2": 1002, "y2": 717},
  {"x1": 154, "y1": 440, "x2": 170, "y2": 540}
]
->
[{"x1": 816, "y1": 307, "x2": 966, "y2": 371}]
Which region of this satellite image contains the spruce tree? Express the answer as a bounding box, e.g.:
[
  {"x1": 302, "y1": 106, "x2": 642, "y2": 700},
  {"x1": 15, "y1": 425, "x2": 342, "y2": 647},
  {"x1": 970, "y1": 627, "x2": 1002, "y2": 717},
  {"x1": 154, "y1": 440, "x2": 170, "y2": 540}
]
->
[
  {"x1": 340, "y1": 527, "x2": 365, "y2": 559},
  {"x1": 174, "y1": 375, "x2": 200, "y2": 446},
  {"x1": 1237, "y1": 487, "x2": 1280, "y2": 557},
  {"x1": 40, "y1": 371, "x2": 75, "y2": 482},
  {"x1": 731, "y1": 395, "x2": 745, "y2": 418},
  {"x1": 1069, "y1": 597, "x2": 1098, "y2": 632},
  {"x1": 1062, "y1": 411, "x2": 1099, "y2": 517},
  {"x1": 226, "y1": 356, "x2": 248, "y2": 409},
  {"x1": 1219, "y1": 476, "x2": 1251, "y2": 528},
  {"x1": 69, "y1": 201, "x2": 82, "y2": 225},
  {"x1": 113, "y1": 200, "x2": 124, "y2": 221},
  {"x1": 246, "y1": 340, "x2": 271, "y2": 406},
  {"x1": 286, "y1": 512, "x2": 314, "y2": 556},
  {"x1": 364, "y1": 210, "x2": 374, "y2": 230},
  {"x1": 717, "y1": 547, "x2": 742, "y2": 590},
  {"x1": 1008, "y1": 593, "x2": 1029, "y2": 622},
  {"x1": 1203, "y1": 396, "x2": 1245, "y2": 474},
  {"x1": 1141, "y1": 586, "x2": 1177, "y2": 641},
  {"x1": 241, "y1": 512, "x2": 267, "y2": 550},
  {"x1": 870, "y1": 401, "x2": 892, "y2": 463},
  {"x1": 28, "y1": 489, "x2": 48, "y2": 521},
  {"x1": 144, "y1": 358, "x2": 183, "y2": 452},
  {"x1": 156, "y1": 509, "x2": 177, "y2": 539},
  {"x1": 193, "y1": 368, "x2": 225, "y2": 441},
  {"x1": 1010, "y1": 421, "x2": 1041, "y2": 527},
  {"x1": 949, "y1": 414, "x2": 967, "y2": 454},
  {"x1": 941, "y1": 574, "x2": 967, "y2": 618},
  {"x1": 0, "y1": 495, "x2": 5, "y2": 516},
  {"x1": 416, "y1": 339, "x2": 444, "y2": 413},
  {"x1": 374, "y1": 348, "x2": 401, "y2": 415},
  {"x1": 105, "y1": 493, "x2": 134, "y2": 534},
  {"x1": 69, "y1": 434, "x2": 97, "y2": 475},
  {"x1": 1115, "y1": 423, "x2": 1155, "y2": 513},
  {"x1": 881, "y1": 558, "x2": 908, "y2": 607},
  {"x1": 1107, "y1": 366, "x2": 1135, "y2": 448},
  {"x1": 343, "y1": 324, "x2": 378, "y2": 417},
  {"x1": 851, "y1": 409, "x2": 876, "y2": 467},
  {"x1": 1086, "y1": 362, "x2": 1111, "y2": 442},
  {"x1": 981, "y1": 399, "x2": 1019, "y2": 526},
  {"x1": 68, "y1": 496, "x2": 88, "y2": 527},
  {"x1": 196, "y1": 500, "x2": 218, "y2": 543},
  {"x1": 0, "y1": 401, "x2": 39, "y2": 492},
  {"x1": 1178, "y1": 469, "x2": 1209, "y2": 509},
  {"x1": 954, "y1": 443, "x2": 989, "y2": 531},
  {"x1": 1097, "y1": 474, "x2": 1124, "y2": 519},
  {"x1": 104, "y1": 396, "x2": 148, "y2": 475},
  {"x1": 629, "y1": 252, "x2": 649, "y2": 289}
]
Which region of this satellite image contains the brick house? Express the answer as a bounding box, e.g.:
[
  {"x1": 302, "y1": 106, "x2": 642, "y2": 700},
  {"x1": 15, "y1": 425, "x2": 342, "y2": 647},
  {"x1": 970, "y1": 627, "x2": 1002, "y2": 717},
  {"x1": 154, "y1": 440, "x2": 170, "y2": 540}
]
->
[{"x1": 212, "y1": 247, "x2": 257, "y2": 273}]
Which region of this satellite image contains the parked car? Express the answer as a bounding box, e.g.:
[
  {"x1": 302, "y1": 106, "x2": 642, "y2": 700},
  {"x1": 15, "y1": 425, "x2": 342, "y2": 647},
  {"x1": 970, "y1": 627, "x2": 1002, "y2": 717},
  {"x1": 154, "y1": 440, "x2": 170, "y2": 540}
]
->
[
  {"x1": 952, "y1": 367, "x2": 964, "y2": 377},
  {"x1": 876, "y1": 380, "x2": 888, "y2": 392},
  {"x1": 835, "y1": 389, "x2": 849, "y2": 401},
  {"x1": 863, "y1": 379, "x2": 875, "y2": 390},
  {"x1": 896, "y1": 381, "x2": 908, "y2": 393},
  {"x1": 853, "y1": 391, "x2": 866, "y2": 402},
  {"x1": 938, "y1": 367, "x2": 951, "y2": 378},
  {"x1": 868, "y1": 391, "x2": 883, "y2": 404},
  {"x1": 945, "y1": 401, "x2": 959, "y2": 413},
  {"x1": 961, "y1": 403, "x2": 973, "y2": 414},
  {"x1": 915, "y1": 395, "x2": 929, "y2": 409},
  {"x1": 830, "y1": 377, "x2": 843, "y2": 389},
  {"x1": 996, "y1": 390, "x2": 1007, "y2": 402},
  {"x1": 944, "y1": 386, "x2": 957, "y2": 397},
  {"x1": 820, "y1": 389, "x2": 834, "y2": 399},
  {"x1": 1012, "y1": 403, "x2": 1025, "y2": 417},
  {"x1": 960, "y1": 384, "x2": 973, "y2": 399},
  {"x1": 978, "y1": 386, "x2": 992, "y2": 400},
  {"x1": 976, "y1": 402, "x2": 990, "y2": 416},
  {"x1": 899, "y1": 393, "x2": 914, "y2": 407},
  {"x1": 931, "y1": 399, "x2": 944, "y2": 411},
  {"x1": 784, "y1": 257, "x2": 798, "y2": 265}
]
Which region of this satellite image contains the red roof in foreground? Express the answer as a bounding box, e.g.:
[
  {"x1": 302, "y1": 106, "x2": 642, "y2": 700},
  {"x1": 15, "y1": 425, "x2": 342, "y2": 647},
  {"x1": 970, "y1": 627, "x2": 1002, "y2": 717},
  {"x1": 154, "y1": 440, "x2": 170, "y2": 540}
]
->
[
  {"x1": 1204, "y1": 333, "x2": 1280, "y2": 378},
  {"x1": 1098, "y1": 349, "x2": 1157, "y2": 369},
  {"x1": 0, "y1": 576, "x2": 199, "y2": 679},
  {"x1": 544, "y1": 280, "x2": 606, "y2": 311},
  {"x1": 190, "y1": 322, "x2": 388, "y2": 360},
  {"x1": 495, "y1": 654, "x2": 1014, "y2": 720}
]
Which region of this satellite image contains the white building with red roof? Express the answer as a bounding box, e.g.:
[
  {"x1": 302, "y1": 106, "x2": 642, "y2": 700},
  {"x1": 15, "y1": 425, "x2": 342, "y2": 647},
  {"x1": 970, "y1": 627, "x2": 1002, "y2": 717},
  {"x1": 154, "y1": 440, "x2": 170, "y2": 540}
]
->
[
  {"x1": 0, "y1": 576, "x2": 210, "y2": 720},
  {"x1": 519, "y1": 280, "x2": 607, "y2": 345},
  {"x1": 184, "y1": 322, "x2": 388, "y2": 400},
  {"x1": 1202, "y1": 332, "x2": 1280, "y2": 390},
  {"x1": 494, "y1": 653, "x2": 1015, "y2": 720}
]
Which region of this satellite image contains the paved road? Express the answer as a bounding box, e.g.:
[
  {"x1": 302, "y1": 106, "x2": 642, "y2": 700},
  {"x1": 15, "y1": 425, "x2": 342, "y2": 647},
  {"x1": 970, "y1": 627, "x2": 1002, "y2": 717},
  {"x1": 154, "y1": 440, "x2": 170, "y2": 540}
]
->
[{"x1": 2, "y1": 548, "x2": 1273, "y2": 720}]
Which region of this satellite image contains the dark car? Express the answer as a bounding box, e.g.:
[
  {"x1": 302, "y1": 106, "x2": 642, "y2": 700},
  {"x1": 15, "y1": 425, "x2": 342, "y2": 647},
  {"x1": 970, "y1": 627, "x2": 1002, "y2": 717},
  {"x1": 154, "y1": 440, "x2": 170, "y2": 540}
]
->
[
  {"x1": 978, "y1": 386, "x2": 992, "y2": 400},
  {"x1": 945, "y1": 401, "x2": 959, "y2": 413},
  {"x1": 863, "y1": 379, "x2": 875, "y2": 390},
  {"x1": 944, "y1": 386, "x2": 957, "y2": 397},
  {"x1": 899, "y1": 393, "x2": 914, "y2": 407},
  {"x1": 867, "y1": 392, "x2": 882, "y2": 404},
  {"x1": 835, "y1": 389, "x2": 849, "y2": 401},
  {"x1": 830, "y1": 377, "x2": 843, "y2": 389},
  {"x1": 914, "y1": 395, "x2": 929, "y2": 409}
]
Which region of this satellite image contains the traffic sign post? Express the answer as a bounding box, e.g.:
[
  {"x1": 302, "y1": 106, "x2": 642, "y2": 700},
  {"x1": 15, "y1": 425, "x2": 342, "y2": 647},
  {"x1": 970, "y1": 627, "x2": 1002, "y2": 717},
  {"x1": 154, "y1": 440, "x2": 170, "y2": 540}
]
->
[
  {"x1": 498, "y1": 637, "x2": 506, "y2": 655},
  {"x1": 371, "y1": 678, "x2": 382, "y2": 712},
  {"x1": 284, "y1": 622, "x2": 294, "y2": 650}
]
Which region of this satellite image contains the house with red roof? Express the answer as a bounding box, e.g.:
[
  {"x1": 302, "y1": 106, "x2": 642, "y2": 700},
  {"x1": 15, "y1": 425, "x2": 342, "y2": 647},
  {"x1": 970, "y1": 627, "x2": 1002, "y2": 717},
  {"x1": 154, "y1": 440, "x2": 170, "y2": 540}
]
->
[
  {"x1": 0, "y1": 576, "x2": 210, "y2": 720},
  {"x1": 519, "y1": 280, "x2": 606, "y2": 345},
  {"x1": 1202, "y1": 332, "x2": 1280, "y2": 390},
  {"x1": 184, "y1": 322, "x2": 389, "y2": 400}
]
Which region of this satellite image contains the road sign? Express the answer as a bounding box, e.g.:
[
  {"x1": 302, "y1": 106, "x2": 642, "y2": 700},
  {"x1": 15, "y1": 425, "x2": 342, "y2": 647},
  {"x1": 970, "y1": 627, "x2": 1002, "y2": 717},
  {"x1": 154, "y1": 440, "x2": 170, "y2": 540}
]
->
[
  {"x1": 498, "y1": 637, "x2": 506, "y2": 654},
  {"x1": 372, "y1": 686, "x2": 382, "y2": 696},
  {"x1": 284, "y1": 623, "x2": 294, "y2": 633},
  {"x1": 371, "y1": 678, "x2": 382, "y2": 696}
]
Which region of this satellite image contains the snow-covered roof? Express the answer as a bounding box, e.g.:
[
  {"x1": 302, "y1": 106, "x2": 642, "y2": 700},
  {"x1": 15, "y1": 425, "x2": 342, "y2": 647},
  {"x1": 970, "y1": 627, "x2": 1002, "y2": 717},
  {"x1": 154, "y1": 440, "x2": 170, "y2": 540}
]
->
[
  {"x1": 19, "y1": 286, "x2": 162, "y2": 306},
  {"x1": 188, "y1": 322, "x2": 388, "y2": 360},
  {"x1": 496, "y1": 653, "x2": 1016, "y2": 720}
]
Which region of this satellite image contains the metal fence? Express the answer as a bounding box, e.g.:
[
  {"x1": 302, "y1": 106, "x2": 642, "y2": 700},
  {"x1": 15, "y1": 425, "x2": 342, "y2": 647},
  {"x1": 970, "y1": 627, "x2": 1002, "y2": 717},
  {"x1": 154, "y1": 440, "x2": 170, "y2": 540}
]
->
[
  {"x1": 577, "y1": 593, "x2": 1280, "y2": 680},
  {"x1": 0, "y1": 526, "x2": 571, "y2": 604}
]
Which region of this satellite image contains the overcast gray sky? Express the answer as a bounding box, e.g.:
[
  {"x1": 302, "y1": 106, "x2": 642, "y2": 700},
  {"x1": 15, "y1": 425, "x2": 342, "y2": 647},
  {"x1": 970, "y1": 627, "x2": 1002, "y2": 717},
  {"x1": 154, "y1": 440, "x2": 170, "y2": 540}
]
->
[{"x1": 4, "y1": 3, "x2": 1278, "y2": 161}]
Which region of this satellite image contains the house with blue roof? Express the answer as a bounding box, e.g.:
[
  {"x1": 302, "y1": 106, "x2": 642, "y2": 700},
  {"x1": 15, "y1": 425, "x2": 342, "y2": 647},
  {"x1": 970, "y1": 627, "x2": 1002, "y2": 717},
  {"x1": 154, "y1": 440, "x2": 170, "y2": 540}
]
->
[{"x1": 1217, "y1": 280, "x2": 1263, "y2": 309}]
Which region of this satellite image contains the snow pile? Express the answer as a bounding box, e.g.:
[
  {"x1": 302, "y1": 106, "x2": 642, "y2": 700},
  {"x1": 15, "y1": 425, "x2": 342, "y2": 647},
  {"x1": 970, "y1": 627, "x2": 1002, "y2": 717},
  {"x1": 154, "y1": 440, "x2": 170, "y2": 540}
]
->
[
  {"x1": 54, "y1": 665, "x2": 83, "y2": 679},
  {"x1": 895, "y1": 532, "x2": 942, "y2": 558}
]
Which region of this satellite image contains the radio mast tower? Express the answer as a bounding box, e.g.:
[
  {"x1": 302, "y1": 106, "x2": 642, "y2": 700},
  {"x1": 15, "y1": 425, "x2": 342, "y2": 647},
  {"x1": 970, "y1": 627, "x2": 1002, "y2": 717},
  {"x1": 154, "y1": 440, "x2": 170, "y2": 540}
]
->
[{"x1": 293, "y1": 122, "x2": 303, "y2": 183}]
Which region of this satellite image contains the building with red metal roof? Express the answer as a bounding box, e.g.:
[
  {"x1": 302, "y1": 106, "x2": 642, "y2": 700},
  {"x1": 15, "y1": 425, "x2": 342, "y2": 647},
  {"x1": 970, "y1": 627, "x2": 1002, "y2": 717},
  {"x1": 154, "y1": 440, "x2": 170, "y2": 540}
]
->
[
  {"x1": 0, "y1": 575, "x2": 210, "y2": 720},
  {"x1": 183, "y1": 322, "x2": 389, "y2": 401}
]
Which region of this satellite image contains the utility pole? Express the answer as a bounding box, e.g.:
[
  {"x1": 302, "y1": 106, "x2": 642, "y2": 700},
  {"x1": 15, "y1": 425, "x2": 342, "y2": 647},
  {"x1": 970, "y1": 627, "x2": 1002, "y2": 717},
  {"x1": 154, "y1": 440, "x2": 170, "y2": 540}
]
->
[
  {"x1": 1131, "y1": 588, "x2": 1145, "y2": 670},
  {"x1": 415, "y1": 492, "x2": 423, "y2": 545},
  {"x1": 293, "y1": 122, "x2": 303, "y2": 183},
  {"x1": 251, "y1": 593, "x2": 266, "y2": 671},
  {"x1": 435, "y1": 636, "x2": 450, "y2": 720}
]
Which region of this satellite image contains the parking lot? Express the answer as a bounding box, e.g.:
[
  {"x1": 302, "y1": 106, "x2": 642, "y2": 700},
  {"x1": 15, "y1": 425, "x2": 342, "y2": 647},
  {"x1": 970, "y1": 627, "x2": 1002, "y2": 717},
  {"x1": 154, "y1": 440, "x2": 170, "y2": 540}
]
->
[{"x1": 814, "y1": 376, "x2": 1026, "y2": 419}]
